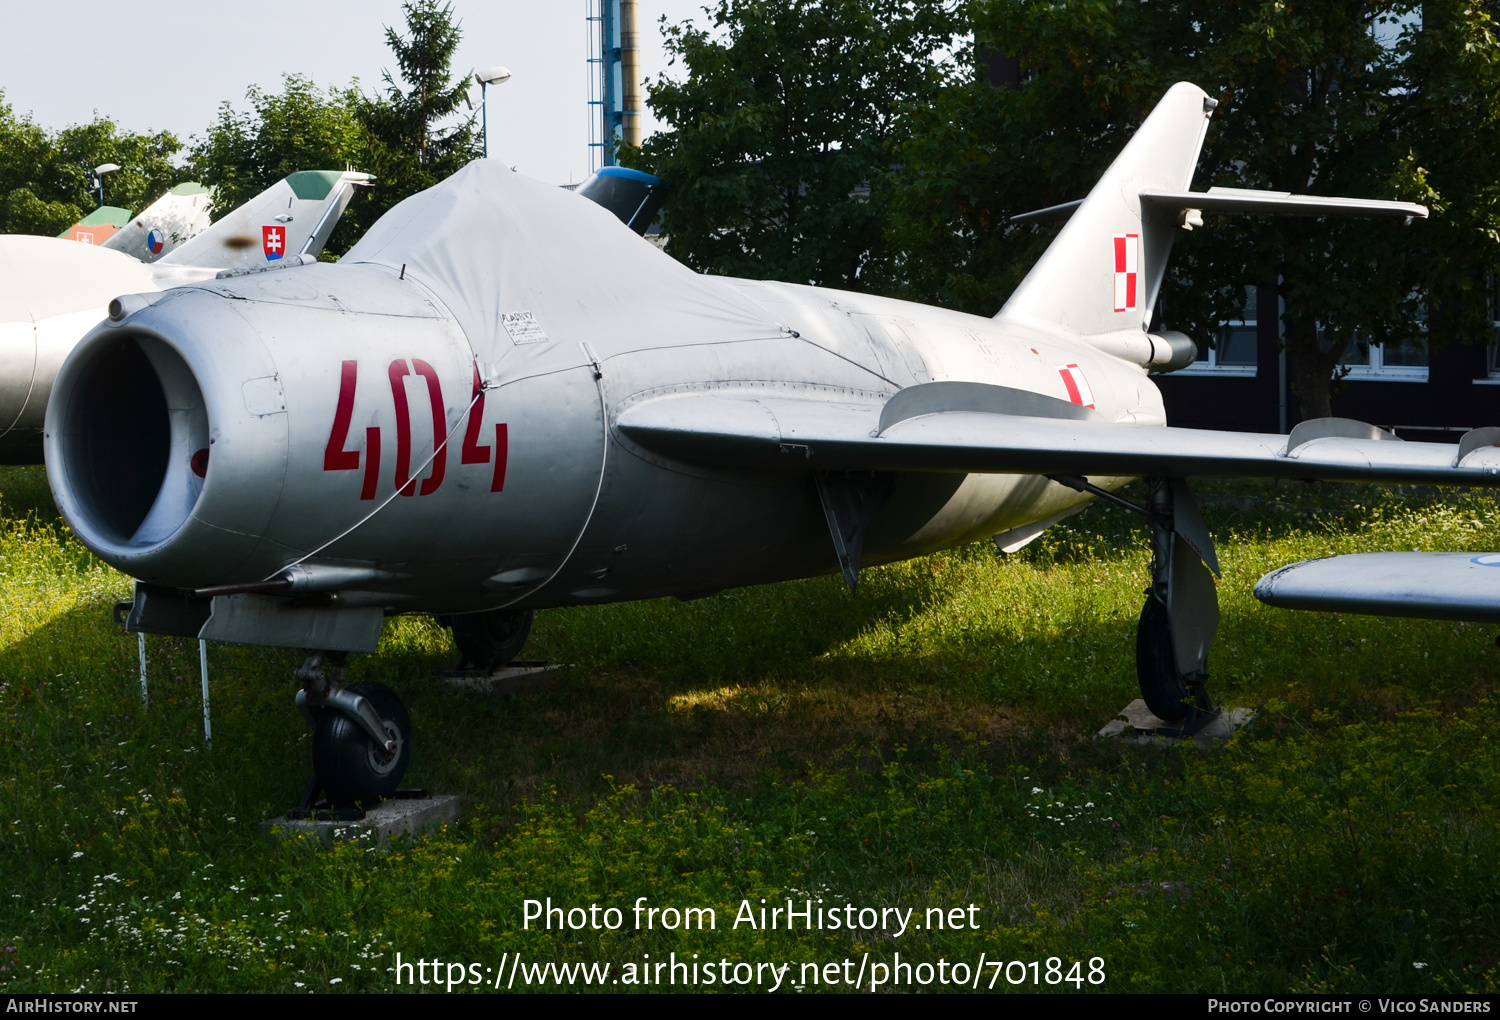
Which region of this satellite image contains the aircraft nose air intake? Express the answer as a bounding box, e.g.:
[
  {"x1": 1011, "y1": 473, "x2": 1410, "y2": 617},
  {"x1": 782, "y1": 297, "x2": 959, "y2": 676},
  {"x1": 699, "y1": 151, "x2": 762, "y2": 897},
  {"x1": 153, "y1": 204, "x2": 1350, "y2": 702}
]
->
[
  {"x1": 46, "y1": 292, "x2": 291, "y2": 586},
  {"x1": 55, "y1": 333, "x2": 206, "y2": 546}
]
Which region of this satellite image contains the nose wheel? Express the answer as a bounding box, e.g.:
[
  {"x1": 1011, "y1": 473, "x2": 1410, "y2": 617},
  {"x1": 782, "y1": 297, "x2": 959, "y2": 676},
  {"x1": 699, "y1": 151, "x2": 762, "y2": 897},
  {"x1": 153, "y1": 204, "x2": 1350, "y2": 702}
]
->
[
  {"x1": 312, "y1": 681, "x2": 412, "y2": 807},
  {"x1": 295, "y1": 654, "x2": 414, "y2": 808}
]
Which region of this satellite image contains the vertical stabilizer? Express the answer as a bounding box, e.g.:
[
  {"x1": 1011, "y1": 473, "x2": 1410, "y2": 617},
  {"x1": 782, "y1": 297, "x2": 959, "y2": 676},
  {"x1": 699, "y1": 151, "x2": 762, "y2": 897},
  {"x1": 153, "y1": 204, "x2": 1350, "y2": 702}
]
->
[
  {"x1": 995, "y1": 82, "x2": 1214, "y2": 340},
  {"x1": 158, "y1": 170, "x2": 372, "y2": 271},
  {"x1": 103, "y1": 183, "x2": 214, "y2": 263}
]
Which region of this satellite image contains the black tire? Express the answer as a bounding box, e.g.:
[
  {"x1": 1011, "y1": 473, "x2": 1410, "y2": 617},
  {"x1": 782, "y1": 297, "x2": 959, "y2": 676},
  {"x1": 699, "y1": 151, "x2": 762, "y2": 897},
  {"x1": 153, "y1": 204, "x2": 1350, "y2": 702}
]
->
[
  {"x1": 1136, "y1": 594, "x2": 1191, "y2": 722},
  {"x1": 449, "y1": 608, "x2": 533, "y2": 670},
  {"x1": 313, "y1": 681, "x2": 412, "y2": 807}
]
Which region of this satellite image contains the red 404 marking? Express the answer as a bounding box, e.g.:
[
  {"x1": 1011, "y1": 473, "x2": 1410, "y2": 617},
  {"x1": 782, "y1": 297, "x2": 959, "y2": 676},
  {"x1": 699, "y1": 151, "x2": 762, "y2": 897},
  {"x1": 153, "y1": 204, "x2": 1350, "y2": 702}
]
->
[
  {"x1": 460, "y1": 363, "x2": 508, "y2": 492},
  {"x1": 322, "y1": 359, "x2": 507, "y2": 498}
]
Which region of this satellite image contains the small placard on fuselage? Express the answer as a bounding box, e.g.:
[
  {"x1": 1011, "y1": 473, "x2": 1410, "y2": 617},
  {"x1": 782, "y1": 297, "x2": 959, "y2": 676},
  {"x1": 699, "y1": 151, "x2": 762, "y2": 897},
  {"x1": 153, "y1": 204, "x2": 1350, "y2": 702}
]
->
[{"x1": 502, "y1": 311, "x2": 549, "y2": 344}]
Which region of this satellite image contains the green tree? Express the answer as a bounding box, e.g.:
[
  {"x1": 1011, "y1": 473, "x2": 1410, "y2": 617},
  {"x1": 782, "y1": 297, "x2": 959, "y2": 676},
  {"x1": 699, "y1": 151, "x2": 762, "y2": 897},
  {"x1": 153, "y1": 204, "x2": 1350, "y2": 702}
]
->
[
  {"x1": 187, "y1": 1, "x2": 479, "y2": 254},
  {"x1": 888, "y1": 0, "x2": 1499, "y2": 421},
  {"x1": 0, "y1": 90, "x2": 183, "y2": 236},
  {"x1": 630, "y1": 0, "x2": 964, "y2": 290},
  {"x1": 355, "y1": 0, "x2": 480, "y2": 227},
  {"x1": 187, "y1": 75, "x2": 366, "y2": 250},
  {"x1": 1391, "y1": 1, "x2": 1500, "y2": 356},
  {"x1": 1170, "y1": 1, "x2": 1435, "y2": 421}
]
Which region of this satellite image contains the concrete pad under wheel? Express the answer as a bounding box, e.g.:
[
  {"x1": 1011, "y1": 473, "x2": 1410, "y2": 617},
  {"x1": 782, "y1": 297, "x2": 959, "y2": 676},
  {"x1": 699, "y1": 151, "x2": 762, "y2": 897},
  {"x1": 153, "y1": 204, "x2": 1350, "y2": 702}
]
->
[
  {"x1": 261, "y1": 793, "x2": 459, "y2": 845},
  {"x1": 438, "y1": 660, "x2": 557, "y2": 694},
  {"x1": 1097, "y1": 699, "x2": 1255, "y2": 749}
]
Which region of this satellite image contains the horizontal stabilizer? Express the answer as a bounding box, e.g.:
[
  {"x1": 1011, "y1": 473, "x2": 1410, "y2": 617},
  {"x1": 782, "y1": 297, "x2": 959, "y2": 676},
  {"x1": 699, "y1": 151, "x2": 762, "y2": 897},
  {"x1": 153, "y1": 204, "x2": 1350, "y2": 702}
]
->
[
  {"x1": 1255, "y1": 552, "x2": 1500, "y2": 623},
  {"x1": 1009, "y1": 200, "x2": 1083, "y2": 225},
  {"x1": 1011, "y1": 188, "x2": 1427, "y2": 226},
  {"x1": 1141, "y1": 187, "x2": 1427, "y2": 221},
  {"x1": 616, "y1": 386, "x2": 1500, "y2": 487}
]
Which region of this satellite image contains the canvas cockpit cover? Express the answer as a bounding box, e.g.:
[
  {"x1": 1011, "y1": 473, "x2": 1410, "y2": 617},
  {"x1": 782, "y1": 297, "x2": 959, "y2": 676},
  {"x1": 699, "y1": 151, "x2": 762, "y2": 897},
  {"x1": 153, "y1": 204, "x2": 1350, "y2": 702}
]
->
[{"x1": 342, "y1": 160, "x2": 783, "y2": 367}]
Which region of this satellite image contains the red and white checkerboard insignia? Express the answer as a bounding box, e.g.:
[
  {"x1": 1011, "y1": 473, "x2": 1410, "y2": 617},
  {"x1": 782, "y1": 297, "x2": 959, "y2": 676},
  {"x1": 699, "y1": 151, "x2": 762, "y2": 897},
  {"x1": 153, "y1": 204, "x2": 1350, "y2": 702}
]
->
[
  {"x1": 1057, "y1": 363, "x2": 1096, "y2": 409},
  {"x1": 1113, "y1": 232, "x2": 1139, "y2": 312},
  {"x1": 262, "y1": 224, "x2": 285, "y2": 261}
]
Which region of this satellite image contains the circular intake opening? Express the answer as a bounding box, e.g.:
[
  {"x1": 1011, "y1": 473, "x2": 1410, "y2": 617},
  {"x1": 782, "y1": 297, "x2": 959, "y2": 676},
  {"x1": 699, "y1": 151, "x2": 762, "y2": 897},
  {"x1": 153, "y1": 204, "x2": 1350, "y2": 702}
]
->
[{"x1": 60, "y1": 333, "x2": 207, "y2": 547}]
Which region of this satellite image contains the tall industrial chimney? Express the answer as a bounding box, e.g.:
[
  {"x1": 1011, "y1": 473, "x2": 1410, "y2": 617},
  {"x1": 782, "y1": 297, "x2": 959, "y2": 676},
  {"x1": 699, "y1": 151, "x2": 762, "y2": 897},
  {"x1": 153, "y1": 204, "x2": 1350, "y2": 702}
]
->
[
  {"x1": 588, "y1": 0, "x2": 643, "y2": 168},
  {"x1": 620, "y1": 0, "x2": 641, "y2": 149}
]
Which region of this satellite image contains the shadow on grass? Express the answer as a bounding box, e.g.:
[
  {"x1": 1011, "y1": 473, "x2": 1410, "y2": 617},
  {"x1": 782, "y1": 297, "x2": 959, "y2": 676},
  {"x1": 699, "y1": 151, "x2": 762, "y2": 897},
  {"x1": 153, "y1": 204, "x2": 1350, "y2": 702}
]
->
[{"x1": 5, "y1": 506, "x2": 1498, "y2": 852}]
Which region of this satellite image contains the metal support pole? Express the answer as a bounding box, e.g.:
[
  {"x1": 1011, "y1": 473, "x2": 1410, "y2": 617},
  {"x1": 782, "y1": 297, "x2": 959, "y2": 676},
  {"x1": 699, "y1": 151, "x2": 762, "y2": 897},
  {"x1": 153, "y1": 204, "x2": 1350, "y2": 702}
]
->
[
  {"x1": 137, "y1": 632, "x2": 148, "y2": 707},
  {"x1": 1278, "y1": 347, "x2": 1288, "y2": 435},
  {"x1": 481, "y1": 81, "x2": 488, "y2": 159},
  {"x1": 1277, "y1": 279, "x2": 1288, "y2": 435},
  {"x1": 199, "y1": 639, "x2": 211, "y2": 743}
]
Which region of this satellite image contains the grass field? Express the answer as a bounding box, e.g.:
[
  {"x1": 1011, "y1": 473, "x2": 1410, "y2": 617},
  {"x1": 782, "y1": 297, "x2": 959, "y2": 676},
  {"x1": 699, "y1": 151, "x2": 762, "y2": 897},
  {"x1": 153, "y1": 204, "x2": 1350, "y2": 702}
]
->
[{"x1": 0, "y1": 465, "x2": 1497, "y2": 994}]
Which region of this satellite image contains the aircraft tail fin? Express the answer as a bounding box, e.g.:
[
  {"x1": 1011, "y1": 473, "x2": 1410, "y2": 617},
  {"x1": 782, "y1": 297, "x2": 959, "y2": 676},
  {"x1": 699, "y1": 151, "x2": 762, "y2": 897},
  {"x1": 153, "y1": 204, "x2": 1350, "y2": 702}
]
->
[
  {"x1": 159, "y1": 170, "x2": 373, "y2": 271},
  {"x1": 994, "y1": 82, "x2": 1214, "y2": 341},
  {"x1": 102, "y1": 183, "x2": 214, "y2": 263}
]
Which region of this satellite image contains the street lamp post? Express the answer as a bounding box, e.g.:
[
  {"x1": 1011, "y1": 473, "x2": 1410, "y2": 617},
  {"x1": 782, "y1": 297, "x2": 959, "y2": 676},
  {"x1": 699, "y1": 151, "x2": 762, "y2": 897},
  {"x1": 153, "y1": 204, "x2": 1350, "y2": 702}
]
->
[
  {"x1": 94, "y1": 163, "x2": 120, "y2": 208},
  {"x1": 474, "y1": 66, "x2": 512, "y2": 159}
]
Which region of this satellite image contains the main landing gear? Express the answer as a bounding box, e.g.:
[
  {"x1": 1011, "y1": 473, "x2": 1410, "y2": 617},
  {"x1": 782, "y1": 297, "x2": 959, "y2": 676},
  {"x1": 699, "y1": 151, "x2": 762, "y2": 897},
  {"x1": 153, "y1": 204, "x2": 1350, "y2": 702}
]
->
[
  {"x1": 445, "y1": 608, "x2": 534, "y2": 671},
  {"x1": 295, "y1": 653, "x2": 412, "y2": 809},
  {"x1": 1052, "y1": 475, "x2": 1222, "y2": 732}
]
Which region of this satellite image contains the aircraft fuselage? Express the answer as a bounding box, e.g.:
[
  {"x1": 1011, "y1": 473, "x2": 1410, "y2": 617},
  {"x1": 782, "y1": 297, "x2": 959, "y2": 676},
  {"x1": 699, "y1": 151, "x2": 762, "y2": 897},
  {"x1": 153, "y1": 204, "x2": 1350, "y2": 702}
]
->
[{"x1": 46, "y1": 261, "x2": 1155, "y2": 614}]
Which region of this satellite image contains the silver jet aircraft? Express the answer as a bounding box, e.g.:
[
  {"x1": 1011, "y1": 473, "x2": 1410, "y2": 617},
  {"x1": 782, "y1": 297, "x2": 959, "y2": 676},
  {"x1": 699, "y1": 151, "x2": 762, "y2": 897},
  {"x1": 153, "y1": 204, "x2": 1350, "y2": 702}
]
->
[
  {"x1": 99, "y1": 182, "x2": 214, "y2": 263},
  {"x1": 0, "y1": 171, "x2": 370, "y2": 462},
  {"x1": 43, "y1": 83, "x2": 1500, "y2": 806}
]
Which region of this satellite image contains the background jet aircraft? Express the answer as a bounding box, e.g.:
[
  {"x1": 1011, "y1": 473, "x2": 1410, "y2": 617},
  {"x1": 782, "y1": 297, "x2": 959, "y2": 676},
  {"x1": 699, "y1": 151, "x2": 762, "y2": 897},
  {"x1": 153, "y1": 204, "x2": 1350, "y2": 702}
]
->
[
  {"x1": 0, "y1": 170, "x2": 370, "y2": 463},
  {"x1": 43, "y1": 83, "x2": 1498, "y2": 808},
  {"x1": 99, "y1": 182, "x2": 214, "y2": 263}
]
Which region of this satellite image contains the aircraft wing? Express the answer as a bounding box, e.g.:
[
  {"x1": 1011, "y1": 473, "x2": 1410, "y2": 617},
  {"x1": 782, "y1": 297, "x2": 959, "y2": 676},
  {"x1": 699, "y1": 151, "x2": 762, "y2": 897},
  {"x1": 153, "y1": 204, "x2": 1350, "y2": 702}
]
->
[
  {"x1": 615, "y1": 383, "x2": 1500, "y2": 487},
  {"x1": 1255, "y1": 553, "x2": 1500, "y2": 623}
]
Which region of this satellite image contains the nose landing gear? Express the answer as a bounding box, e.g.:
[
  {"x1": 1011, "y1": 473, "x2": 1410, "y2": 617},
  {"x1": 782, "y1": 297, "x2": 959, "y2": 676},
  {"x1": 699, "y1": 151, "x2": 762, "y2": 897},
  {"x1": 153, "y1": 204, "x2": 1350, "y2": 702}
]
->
[{"x1": 294, "y1": 653, "x2": 413, "y2": 808}]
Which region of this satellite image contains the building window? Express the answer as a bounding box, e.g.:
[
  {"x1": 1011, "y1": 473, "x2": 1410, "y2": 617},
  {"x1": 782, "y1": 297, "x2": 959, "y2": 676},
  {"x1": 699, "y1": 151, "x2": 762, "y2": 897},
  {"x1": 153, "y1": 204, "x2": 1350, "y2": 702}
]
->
[
  {"x1": 1177, "y1": 320, "x2": 1258, "y2": 376},
  {"x1": 1336, "y1": 334, "x2": 1429, "y2": 382},
  {"x1": 1481, "y1": 272, "x2": 1500, "y2": 384}
]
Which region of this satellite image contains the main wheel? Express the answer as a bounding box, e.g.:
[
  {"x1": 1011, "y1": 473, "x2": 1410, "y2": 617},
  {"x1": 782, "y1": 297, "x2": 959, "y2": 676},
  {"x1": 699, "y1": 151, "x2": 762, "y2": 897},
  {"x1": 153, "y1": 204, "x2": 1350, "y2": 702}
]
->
[
  {"x1": 449, "y1": 608, "x2": 533, "y2": 670},
  {"x1": 1136, "y1": 594, "x2": 1191, "y2": 722},
  {"x1": 313, "y1": 681, "x2": 412, "y2": 807}
]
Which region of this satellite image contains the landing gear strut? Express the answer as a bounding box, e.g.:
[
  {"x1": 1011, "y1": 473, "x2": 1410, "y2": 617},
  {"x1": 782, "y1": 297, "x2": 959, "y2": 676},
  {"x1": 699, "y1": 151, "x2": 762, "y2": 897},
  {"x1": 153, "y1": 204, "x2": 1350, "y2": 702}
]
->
[
  {"x1": 294, "y1": 653, "x2": 412, "y2": 808},
  {"x1": 1136, "y1": 478, "x2": 1219, "y2": 726},
  {"x1": 1052, "y1": 475, "x2": 1221, "y2": 729}
]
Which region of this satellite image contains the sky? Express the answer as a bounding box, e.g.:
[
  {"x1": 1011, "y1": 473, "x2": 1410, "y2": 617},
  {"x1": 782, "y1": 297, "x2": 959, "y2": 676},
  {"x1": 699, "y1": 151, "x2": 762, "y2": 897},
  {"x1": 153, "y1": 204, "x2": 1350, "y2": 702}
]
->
[{"x1": 0, "y1": 0, "x2": 714, "y2": 186}]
